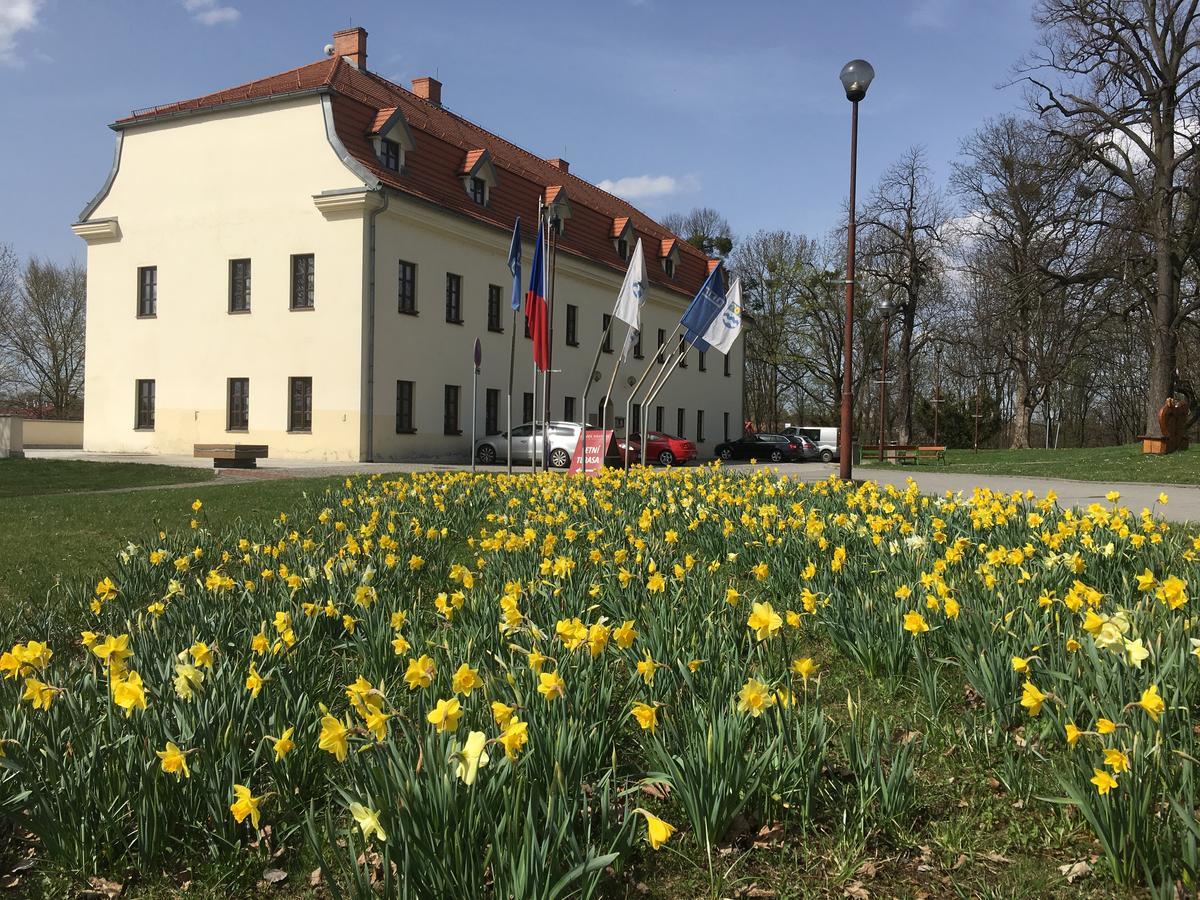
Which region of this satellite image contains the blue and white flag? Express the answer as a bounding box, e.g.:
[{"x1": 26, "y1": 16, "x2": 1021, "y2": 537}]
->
[
  {"x1": 507, "y1": 217, "x2": 522, "y2": 311},
  {"x1": 699, "y1": 277, "x2": 744, "y2": 355},
  {"x1": 614, "y1": 238, "x2": 646, "y2": 362},
  {"x1": 679, "y1": 262, "x2": 725, "y2": 352}
]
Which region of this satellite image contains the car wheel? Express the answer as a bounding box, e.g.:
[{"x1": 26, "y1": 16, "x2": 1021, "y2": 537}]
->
[
  {"x1": 657, "y1": 450, "x2": 675, "y2": 467},
  {"x1": 719, "y1": 447, "x2": 733, "y2": 461},
  {"x1": 820, "y1": 449, "x2": 834, "y2": 463},
  {"x1": 549, "y1": 447, "x2": 571, "y2": 470},
  {"x1": 770, "y1": 449, "x2": 784, "y2": 463},
  {"x1": 476, "y1": 444, "x2": 497, "y2": 465}
]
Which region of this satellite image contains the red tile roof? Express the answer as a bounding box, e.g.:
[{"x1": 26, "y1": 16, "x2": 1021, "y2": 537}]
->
[
  {"x1": 610, "y1": 216, "x2": 630, "y2": 239},
  {"x1": 114, "y1": 57, "x2": 713, "y2": 298}
]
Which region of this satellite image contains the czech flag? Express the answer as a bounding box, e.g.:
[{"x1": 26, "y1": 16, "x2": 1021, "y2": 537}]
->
[{"x1": 525, "y1": 223, "x2": 549, "y2": 371}]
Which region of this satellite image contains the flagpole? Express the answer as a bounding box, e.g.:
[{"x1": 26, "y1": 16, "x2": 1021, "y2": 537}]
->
[
  {"x1": 506, "y1": 304, "x2": 516, "y2": 474},
  {"x1": 641, "y1": 345, "x2": 689, "y2": 467},
  {"x1": 540, "y1": 208, "x2": 551, "y2": 469},
  {"x1": 530, "y1": 199, "x2": 544, "y2": 473},
  {"x1": 579, "y1": 316, "x2": 615, "y2": 476},
  {"x1": 625, "y1": 319, "x2": 685, "y2": 468}
]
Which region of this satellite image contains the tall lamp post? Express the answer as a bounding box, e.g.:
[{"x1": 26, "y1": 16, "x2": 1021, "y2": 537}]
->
[
  {"x1": 933, "y1": 342, "x2": 943, "y2": 445},
  {"x1": 838, "y1": 58, "x2": 875, "y2": 481}
]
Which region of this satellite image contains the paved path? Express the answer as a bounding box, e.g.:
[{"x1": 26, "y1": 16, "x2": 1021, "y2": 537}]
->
[{"x1": 24, "y1": 450, "x2": 1200, "y2": 522}]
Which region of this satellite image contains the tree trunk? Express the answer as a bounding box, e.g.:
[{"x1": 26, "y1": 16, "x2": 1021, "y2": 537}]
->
[
  {"x1": 895, "y1": 304, "x2": 915, "y2": 444},
  {"x1": 1145, "y1": 237, "x2": 1178, "y2": 437}
]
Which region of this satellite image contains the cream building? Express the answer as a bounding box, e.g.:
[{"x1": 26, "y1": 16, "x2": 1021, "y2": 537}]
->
[{"x1": 73, "y1": 27, "x2": 743, "y2": 463}]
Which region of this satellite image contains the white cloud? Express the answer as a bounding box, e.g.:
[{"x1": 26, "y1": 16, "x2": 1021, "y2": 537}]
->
[
  {"x1": 596, "y1": 174, "x2": 698, "y2": 201},
  {"x1": 0, "y1": 0, "x2": 43, "y2": 63},
  {"x1": 183, "y1": 0, "x2": 240, "y2": 26}
]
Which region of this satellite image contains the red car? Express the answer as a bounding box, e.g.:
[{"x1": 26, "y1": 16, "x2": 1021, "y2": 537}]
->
[{"x1": 616, "y1": 431, "x2": 698, "y2": 467}]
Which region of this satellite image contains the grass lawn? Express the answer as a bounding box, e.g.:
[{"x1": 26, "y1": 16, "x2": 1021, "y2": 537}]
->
[
  {"x1": 0, "y1": 472, "x2": 351, "y2": 613},
  {"x1": 861, "y1": 442, "x2": 1200, "y2": 484},
  {"x1": 0, "y1": 457, "x2": 214, "y2": 499}
]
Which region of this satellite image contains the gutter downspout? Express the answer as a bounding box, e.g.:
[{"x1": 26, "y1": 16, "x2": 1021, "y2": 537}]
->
[{"x1": 366, "y1": 190, "x2": 388, "y2": 462}]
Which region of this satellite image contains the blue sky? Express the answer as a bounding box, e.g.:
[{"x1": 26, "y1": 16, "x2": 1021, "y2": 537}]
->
[{"x1": 0, "y1": 0, "x2": 1037, "y2": 262}]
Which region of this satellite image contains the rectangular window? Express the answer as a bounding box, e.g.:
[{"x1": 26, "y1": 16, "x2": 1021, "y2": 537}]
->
[
  {"x1": 696, "y1": 409, "x2": 705, "y2": 443},
  {"x1": 227, "y1": 377, "x2": 249, "y2": 431},
  {"x1": 524, "y1": 312, "x2": 532, "y2": 339},
  {"x1": 445, "y1": 273, "x2": 463, "y2": 323},
  {"x1": 566, "y1": 304, "x2": 578, "y2": 346},
  {"x1": 134, "y1": 379, "x2": 155, "y2": 429},
  {"x1": 724, "y1": 354, "x2": 731, "y2": 377},
  {"x1": 396, "y1": 380, "x2": 415, "y2": 433},
  {"x1": 656, "y1": 328, "x2": 665, "y2": 363},
  {"x1": 487, "y1": 284, "x2": 503, "y2": 332},
  {"x1": 444, "y1": 384, "x2": 461, "y2": 434},
  {"x1": 291, "y1": 254, "x2": 315, "y2": 310},
  {"x1": 381, "y1": 138, "x2": 401, "y2": 172},
  {"x1": 523, "y1": 392, "x2": 534, "y2": 424},
  {"x1": 677, "y1": 408, "x2": 686, "y2": 438},
  {"x1": 602, "y1": 314, "x2": 613, "y2": 353},
  {"x1": 631, "y1": 403, "x2": 641, "y2": 433},
  {"x1": 469, "y1": 176, "x2": 486, "y2": 204},
  {"x1": 655, "y1": 406, "x2": 664, "y2": 432},
  {"x1": 288, "y1": 377, "x2": 312, "y2": 432},
  {"x1": 698, "y1": 350, "x2": 707, "y2": 372},
  {"x1": 485, "y1": 388, "x2": 500, "y2": 435},
  {"x1": 137, "y1": 266, "x2": 157, "y2": 317},
  {"x1": 678, "y1": 336, "x2": 688, "y2": 368},
  {"x1": 665, "y1": 258, "x2": 675, "y2": 278},
  {"x1": 617, "y1": 237, "x2": 628, "y2": 260},
  {"x1": 723, "y1": 412, "x2": 730, "y2": 442},
  {"x1": 398, "y1": 260, "x2": 417, "y2": 314},
  {"x1": 634, "y1": 329, "x2": 643, "y2": 359},
  {"x1": 229, "y1": 259, "x2": 251, "y2": 313},
  {"x1": 564, "y1": 395, "x2": 576, "y2": 421}
]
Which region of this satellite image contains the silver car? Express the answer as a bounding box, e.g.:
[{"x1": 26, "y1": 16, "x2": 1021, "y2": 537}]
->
[{"x1": 474, "y1": 421, "x2": 583, "y2": 469}]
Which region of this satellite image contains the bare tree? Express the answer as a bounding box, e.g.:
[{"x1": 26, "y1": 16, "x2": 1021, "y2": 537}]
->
[
  {"x1": 859, "y1": 146, "x2": 948, "y2": 443},
  {"x1": 951, "y1": 116, "x2": 1111, "y2": 447},
  {"x1": 0, "y1": 255, "x2": 87, "y2": 418},
  {"x1": 661, "y1": 207, "x2": 735, "y2": 258},
  {"x1": 1023, "y1": 0, "x2": 1200, "y2": 437}
]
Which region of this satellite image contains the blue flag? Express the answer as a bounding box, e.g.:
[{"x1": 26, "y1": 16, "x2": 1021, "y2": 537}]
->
[
  {"x1": 507, "y1": 217, "x2": 522, "y2": 311},
  {"x1": 679, "y1": 262, "x2": 725, "y2": 352}
]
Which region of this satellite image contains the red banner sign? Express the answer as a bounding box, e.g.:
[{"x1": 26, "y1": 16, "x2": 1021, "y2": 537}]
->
[{"x1": 569, "y1": 429, "x2": 614, "y2": 475}]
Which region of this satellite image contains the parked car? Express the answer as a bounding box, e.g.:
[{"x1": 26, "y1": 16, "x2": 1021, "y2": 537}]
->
[
  {"x1": 617, "y1": 431, "x2": 698, "y2": 467},
  {"x1": 783, "y1": 425, "x2": 839, "y2": 463},
  {"x1": 714, "y1": 433, "x2": 810, "y2": 463},
  {"x1": 474, "y1": 421, "x2": 582, "y2": 469}
]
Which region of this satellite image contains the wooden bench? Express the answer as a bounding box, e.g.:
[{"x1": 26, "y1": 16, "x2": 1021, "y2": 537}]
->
[
  {"x1": 193, "y1": 443, "x2": 269, "y2": 469},
  {"x1": 904, "y1": 445, "x2": 946, "y2": 465}
]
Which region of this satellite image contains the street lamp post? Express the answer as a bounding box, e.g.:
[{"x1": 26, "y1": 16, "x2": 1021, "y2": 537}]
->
[{"x1": 838, "y1": 58, "x2": 874, "y2": 481}]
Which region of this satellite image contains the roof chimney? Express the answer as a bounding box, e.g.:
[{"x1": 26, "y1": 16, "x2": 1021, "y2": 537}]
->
[
  {"x1": 548, "y1": 158, "x2": 570, "y2": 174},
  {"x1": 332, "y1": 27, "x2": 368, "y2": 70},
  {"x1": 411, "y1": 76, "x2": 442, "y2": 106}
]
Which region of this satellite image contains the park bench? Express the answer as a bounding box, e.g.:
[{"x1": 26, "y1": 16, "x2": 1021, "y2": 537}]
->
[
  {"x1": 903, "y1": 445, "x2": 946, "y2": 465},
  {"x1": 193, "y1": 443, "x2": 269, "y2": 469}
]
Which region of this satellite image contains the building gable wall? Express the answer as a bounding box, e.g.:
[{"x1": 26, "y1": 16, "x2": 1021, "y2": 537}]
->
[{"x1": 80, "y1": 96, "x2": 371, "y2": 460}]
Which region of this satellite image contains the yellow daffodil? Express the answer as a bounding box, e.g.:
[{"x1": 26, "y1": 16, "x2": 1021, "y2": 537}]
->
[
  {"x1": 230, "y1": 784, "x2": 263, "y2": 828},
  {"x1": 635, "y1": 809, "x2": 676, "y2": 849},
  {"x1": 318, "y1": 714, "x2": 349, "y2": 761},
  {"x1": 427, "y1": 697, "x2": 463, "y2": 733},
  {"x1": 630, "y1": 701, "x2": 659, "y2": 732},
  {"x1": 349, "y1": 802, "x2": 387, "y2": 842},
  {"x1": 157, "y1": 741, "x2": 190, "y2": 779}
]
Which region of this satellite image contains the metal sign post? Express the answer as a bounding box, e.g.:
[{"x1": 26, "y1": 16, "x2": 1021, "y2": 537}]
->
[{"x1": 471, "y1": 338, "x2": 482, "y2": 473}]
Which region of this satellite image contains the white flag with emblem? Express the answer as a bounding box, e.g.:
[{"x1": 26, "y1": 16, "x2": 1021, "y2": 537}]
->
[
  {"x1": 700, "y1": 277, "x2": 744, "y2": 355},
  {"x1": 613, "y1": 238, "x2": 646, "y2": 362}
]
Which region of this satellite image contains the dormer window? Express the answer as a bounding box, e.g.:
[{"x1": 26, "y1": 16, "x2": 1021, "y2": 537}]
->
[
  {"x1": 611, "y1": 217, "x2": 635, "y2": 260},
  {"x1": 369, "y1": 107, "x2": 415, "y2": 175},
  {"x1": 460, "y1": 149, "x2": 498, "y2": 207},
  {"x1": 381, "y1": 139, "x2": 401, "y2": 172},
  {"x1": 660, "y1": 239, "x2": 681, "y2": 279},
  {"x1": 546, "y1": 186, "x2": 572, "y2": 235}
]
